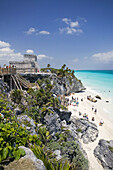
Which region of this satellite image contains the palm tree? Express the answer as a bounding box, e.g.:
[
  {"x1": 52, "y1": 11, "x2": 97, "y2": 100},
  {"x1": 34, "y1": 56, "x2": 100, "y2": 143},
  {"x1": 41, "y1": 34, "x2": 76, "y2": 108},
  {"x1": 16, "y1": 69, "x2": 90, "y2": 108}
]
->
[
  {"x1": 47, "y1": 64, "x2": 50, "y2": 68},
  {"x1": 61, "y1": 64, "x2": 66, "y2": 70}
]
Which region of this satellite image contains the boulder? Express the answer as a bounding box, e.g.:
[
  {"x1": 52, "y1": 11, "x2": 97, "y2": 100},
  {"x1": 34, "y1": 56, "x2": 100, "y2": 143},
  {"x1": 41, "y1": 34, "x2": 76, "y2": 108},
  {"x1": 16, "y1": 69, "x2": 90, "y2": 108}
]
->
[
  {"x1": 44, "y1": 109, "x2": 61, "y2": 136},
  {"x1": 55, "y1": 108, "x2": 72, "y2": 124},
  {"x1": 94, "y1": 139, "x2": 113, "y2": 170},
  {"x1": 4, "y1": 146, "x2": 46, "y2": 170},
  {"x1": 68, "y1": 118, "x2": 99, "y2": 144}
]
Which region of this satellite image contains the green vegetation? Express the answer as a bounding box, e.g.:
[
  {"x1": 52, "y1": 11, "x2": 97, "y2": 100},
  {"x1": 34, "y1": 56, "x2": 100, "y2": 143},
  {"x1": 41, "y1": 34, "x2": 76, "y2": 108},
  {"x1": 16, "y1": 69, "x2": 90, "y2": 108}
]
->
[
  {"x1": 109, "y1": 146, "x2": 113, "y2": 153},
  {"x1": 10, "y1": 89, "x2": 24, "y2": 104},
  {"x1": 76, "y1": 128, "x2": 82, "y2": 133},
  {"x1": 31, "y1": 144, "x2": 70, "y2": 170},
  {"x1": 41, "y1": 64, "x2": 82, "y2": 86},
  {"x1": 0, "y1": 64, "x2": 87, "y2": 169}
]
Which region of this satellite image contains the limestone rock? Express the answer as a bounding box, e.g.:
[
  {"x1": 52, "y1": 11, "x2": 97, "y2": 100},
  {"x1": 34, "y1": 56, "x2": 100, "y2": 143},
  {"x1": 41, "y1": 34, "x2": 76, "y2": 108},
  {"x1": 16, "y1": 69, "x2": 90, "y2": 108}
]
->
[
  {"x1": 22, "y1": 73, "x2": 85, "y2": 95},
  {"x1": 17, "y1": 115, "x2": 37, "y2": 136},
  {"x1": 4, "y1": 146, "x2": 46, "y2": 170},
  {"x1": 53, "y1": 150, "x2": 62, "y2": 160},
  {"x1": 20, "y1": 146, "x2": 46, "y2": 170},
  {"x1": 44, "y1": 110, "x2": 61, "y2": 136},
  {"x1": 55, "y1": 108, "x2": 72, "y2": 123},
  {"x1": 4, "y1": 157, "x2": 45, "y2": 170},
  {"x1": 94, "y1": 139, "x2": 113, "y2": 170},
  {"x1": 68, "y1": 118, "x2": 99, "y2": 144}
]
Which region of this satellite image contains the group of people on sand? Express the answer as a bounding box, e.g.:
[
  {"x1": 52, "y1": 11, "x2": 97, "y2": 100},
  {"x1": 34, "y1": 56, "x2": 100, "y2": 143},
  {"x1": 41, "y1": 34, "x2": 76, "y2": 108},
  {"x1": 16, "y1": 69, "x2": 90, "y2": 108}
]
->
[
  {"x1": 67, "y1": 96, "x2": 79, "y2": 107},
  {"x1": 68, "y1": 94, "x2": 104, "y2": 126}
]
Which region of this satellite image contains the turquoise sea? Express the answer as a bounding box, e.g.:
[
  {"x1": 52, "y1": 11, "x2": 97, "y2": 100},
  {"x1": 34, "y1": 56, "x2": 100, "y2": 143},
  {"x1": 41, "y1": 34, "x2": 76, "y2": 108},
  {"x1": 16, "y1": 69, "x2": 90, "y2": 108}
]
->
[
  {"x1": 75, "y1": 70, "x2": 113, "y2": 108},
  {"x1": 75, "y1": 70, "x2": 113, "y2": 116},
  {"x1": 75, "y1": 70, "x2": 113, "y2": 98}
]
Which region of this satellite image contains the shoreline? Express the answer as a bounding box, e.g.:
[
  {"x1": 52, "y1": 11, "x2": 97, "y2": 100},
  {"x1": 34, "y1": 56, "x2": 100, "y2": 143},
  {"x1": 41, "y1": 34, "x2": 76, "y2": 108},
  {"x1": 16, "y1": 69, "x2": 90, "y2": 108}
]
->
[{"x1": 68, "y1": 88, "x2": 113, "y2": 170}]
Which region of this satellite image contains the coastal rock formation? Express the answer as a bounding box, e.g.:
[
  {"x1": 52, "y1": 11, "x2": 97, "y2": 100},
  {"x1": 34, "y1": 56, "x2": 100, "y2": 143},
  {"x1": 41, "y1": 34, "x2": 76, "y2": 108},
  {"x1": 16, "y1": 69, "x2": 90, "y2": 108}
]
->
[
  {"x1": 50, "y1": 74, "x2": 85, "y2": 95},
  {"x1": 68, "y1": 118, "x2": 99, "y2": 144},
  {"x1": 44, "y1": 107, "x2": 72, "y2": 136},
  {"x1": 54, "y1": 108, "x2": 72, "y2": 123},
  {"x1": 17, "y1": 115, "x2": 37, "y2": 136},
  {"x1": 22, "y1": 73, "x2": 85, "y2": 95},
  {"x1": 94, "y1": 139, "x2": 113, "y2": 170},
  {"x1": 44, "y1": 110, "x2": 61, "y2": 137},
  {"x1": 4, "y1": 146, "x2": 46, "y2": 170}
]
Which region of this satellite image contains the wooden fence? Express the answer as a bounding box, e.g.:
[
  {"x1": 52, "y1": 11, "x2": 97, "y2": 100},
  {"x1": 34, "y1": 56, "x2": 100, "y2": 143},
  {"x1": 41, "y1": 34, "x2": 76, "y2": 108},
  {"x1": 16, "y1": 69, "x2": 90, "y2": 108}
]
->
[{"x1": 0, "y1": 68, "x2": 16, "y2": 75}]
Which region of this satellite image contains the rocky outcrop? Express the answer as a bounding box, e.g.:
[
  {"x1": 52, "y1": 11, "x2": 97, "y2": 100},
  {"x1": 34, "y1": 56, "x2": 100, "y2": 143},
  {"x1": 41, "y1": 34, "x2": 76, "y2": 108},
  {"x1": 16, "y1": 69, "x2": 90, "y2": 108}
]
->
[
  {"x1": 44, "y1": 110, "x2": 61, "y2": 137},
  {"x1": 44, "y1": 107, "x2": 72, "y2": 136},
  {"x1": 17, "y1": 115, "x2": 37, "y2": 136},
  {"x1": 4, "y1": 146, "x2": 46, "y2": 170},
  {"x1": 50, "y1": 74, "x2": 85, "y2": 95},
  {"x1": 22, "y1": 73, "x2": 85, "y2": 95},
  {"x1": 54, "y1": 108, "x2": 72, "y2": 124},
  {"x1": 68, "y1": 118, "x2": 99, "y2": 144},
  {"x1": 94, "y1": 139, "x2": 113, "y2": 170}
]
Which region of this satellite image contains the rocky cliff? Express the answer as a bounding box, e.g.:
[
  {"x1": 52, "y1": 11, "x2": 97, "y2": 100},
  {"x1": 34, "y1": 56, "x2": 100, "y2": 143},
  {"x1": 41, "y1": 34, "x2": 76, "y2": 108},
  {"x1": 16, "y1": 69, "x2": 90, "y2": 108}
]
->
[{"x1": 22, "y1": 73, "x2": 85, "y2": 95}]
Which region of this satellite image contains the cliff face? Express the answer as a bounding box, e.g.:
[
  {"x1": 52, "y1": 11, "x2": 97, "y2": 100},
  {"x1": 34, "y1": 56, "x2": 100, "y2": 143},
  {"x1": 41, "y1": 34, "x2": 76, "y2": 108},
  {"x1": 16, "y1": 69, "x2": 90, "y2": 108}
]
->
[
  {"x1": 22, "y1": 73, "x2": 85, "y2": 95},
  {"x1": 50, "y1": 74, "x2": 85, "y2": 95}
]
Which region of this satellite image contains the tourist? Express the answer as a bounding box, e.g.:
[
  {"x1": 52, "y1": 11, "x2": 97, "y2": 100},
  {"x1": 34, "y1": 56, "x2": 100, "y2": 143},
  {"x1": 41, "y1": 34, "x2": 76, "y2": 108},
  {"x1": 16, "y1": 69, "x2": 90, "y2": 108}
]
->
[
  {"x1": 83, "y1": 113, "x2": 87, "y2": 117},
  {"x1": 94, "y1": 108, "x2": 97, "y2": 114},
  {"x1": 76, "y1": 101, "x2": 79, "y2": 106},
  {"x1": 81, "y1": 98, "x2": 83, "y2": 101},
  {"x1": 99, "y1": 119, "x2": 104, "y2": 126},
  {"x1": 92, "y1": 117, "x2": 95, "y2": 121},
  {"x1": 92, "y1": 105, "x2": 94, "y2": 111},
  {"x1": 79, "y1": 111, "x2": 82, "y2": 116}
]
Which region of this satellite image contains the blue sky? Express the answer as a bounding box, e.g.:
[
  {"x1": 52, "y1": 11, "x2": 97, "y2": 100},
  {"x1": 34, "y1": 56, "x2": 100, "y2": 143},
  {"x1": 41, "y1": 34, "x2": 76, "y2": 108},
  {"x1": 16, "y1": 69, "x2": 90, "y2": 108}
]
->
[{"x1": 0, "y1": 0, "x2": 113, "y2": 70}]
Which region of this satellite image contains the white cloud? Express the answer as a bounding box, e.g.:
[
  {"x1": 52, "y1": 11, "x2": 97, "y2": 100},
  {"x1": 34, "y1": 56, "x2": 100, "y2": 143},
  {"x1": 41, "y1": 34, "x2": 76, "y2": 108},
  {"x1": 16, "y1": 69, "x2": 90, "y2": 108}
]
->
[
  {"x1": 38, "y1": 31, "x2": 50, "y2": 35},
  {"x1": 62, "y1": 18, "x2": 70, "y2": 25},
  {"x1": 25, "y1": 28, "x2": 50, "y2": 35},
  {"x1": 25, "y1": 27, "x2": 36, "y2": 35},
  {"x1": 92, "y1": 50, "x2": 113, "y2": 63},
  {"x1": 73, "y1": 58, "x2": 79, "y2": 62},
  {"x1": 0, "y1": 40, "x2": 23, "y2": 66},
  {"x1": 37, "y1": 54, "x2": 53, "y2": 60},
  {"x1": 70, "y1": 21, "x2": 79, "y2": 27},
  {"x1": 0, "y1": 40, "x2": 10, "y2": 48},
  {"x1": 60, "y1": 17, "x2": 84, "y2": 35},
  {"x1": 62, "y1": 18, "x2": 79, "y2": 28},
  {"x1": 26, "y1": 49, "x2": 34, "y2": 54},
  {"x1": 59, "y1": 27, "x2": 83, "y2": 35}
]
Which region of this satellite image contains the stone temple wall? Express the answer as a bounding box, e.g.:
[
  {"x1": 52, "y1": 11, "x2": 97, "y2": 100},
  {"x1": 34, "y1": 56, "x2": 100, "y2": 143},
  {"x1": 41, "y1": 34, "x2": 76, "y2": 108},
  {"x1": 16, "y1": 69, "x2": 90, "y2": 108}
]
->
[{"x1": 9, "y1": 54, "x2": 40, "y2": 73}]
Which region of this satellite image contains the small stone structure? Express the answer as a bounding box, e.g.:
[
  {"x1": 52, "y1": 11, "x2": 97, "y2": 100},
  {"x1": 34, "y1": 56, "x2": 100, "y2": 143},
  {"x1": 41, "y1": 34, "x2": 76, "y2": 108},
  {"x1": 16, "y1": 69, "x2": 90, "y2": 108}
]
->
[{"x1": 9, "y1": 54, "x2": 40, "y2": 73}]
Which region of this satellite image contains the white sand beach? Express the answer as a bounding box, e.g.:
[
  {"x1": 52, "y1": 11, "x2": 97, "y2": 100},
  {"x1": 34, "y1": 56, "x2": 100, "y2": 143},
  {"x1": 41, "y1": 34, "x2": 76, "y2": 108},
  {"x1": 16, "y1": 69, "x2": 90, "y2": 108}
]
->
[{"x1": 68, "y1": 88, "x2": 113, "y2": 170}]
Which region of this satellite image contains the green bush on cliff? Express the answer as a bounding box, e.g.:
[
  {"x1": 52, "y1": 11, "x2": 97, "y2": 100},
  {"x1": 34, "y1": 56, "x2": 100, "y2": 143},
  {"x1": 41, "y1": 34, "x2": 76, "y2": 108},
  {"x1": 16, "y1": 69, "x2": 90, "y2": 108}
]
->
[
  {"x1": 10, "y1": 89, "x2": 24, "y2": 104},
  {"x1": 31, "y1": 144, "x2": 70, "y2": 170}
]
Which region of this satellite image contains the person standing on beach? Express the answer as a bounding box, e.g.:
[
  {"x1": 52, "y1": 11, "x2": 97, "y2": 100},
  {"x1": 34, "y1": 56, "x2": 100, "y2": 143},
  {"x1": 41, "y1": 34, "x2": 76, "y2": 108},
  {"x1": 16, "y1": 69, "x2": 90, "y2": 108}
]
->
[
  {"x1": 92, "y1": 105, "x2": 94, "y2": 111},
  {"x1": 94, "y1": 108, "x2": 97, "y2": 114}
]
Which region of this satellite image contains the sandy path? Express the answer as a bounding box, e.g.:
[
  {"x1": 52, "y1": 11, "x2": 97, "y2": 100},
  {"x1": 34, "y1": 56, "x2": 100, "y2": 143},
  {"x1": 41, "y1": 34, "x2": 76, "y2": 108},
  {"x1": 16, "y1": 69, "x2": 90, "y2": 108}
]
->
[{"x1": 67, "y1": 89, "x2": 113, "y2": 170}]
